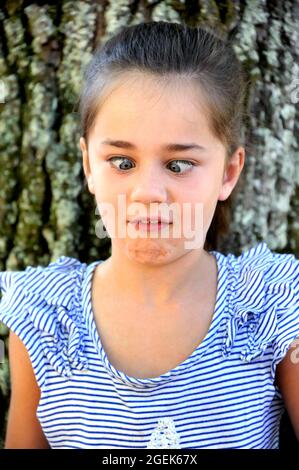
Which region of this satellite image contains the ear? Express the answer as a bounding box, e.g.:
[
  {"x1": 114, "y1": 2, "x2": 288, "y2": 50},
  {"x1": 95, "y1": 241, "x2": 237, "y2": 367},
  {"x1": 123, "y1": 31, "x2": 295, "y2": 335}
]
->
[
  {"x1": 80, "y1": 136, "x2": 95, "y2": 195},
  {"x1": 218, "y1": 146, "x2": 245, "y2": 201}
]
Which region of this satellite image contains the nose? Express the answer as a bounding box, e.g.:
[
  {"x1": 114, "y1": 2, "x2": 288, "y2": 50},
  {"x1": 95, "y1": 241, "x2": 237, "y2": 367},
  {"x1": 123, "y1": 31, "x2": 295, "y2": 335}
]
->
[{"x1": 129, "y1": 163, "x2": 168, "y2": 204}]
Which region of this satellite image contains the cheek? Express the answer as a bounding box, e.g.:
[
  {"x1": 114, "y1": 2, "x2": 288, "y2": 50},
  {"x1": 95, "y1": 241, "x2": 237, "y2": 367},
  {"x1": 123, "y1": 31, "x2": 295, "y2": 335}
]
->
[
  {"x1": 178, "y1": 173, "x2": 220, "y2": 205},
  {"x1": 92, "y1": 165, "x2": 128, "y2": 199},
  {"x1": 91, "y1": 166, "x2": 114, "y2": 198},
  {"x1": 182, "y1": 171, "x2": 222, "y2": 227},
  {"x1": 92, "y1": 179, "x2": 126, "y2": 231}
]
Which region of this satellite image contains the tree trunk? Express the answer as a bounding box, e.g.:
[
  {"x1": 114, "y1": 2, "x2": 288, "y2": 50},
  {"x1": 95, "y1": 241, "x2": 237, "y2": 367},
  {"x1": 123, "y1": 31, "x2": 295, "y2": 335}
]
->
[{"x1": 0, "y1": 0, "x2": 298, "y2": 449}]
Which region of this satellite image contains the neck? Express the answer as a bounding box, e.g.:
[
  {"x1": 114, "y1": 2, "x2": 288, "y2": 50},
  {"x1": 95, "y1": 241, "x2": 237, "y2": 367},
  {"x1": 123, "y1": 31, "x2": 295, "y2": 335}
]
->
[{"x1": 98, "y1": 248, "x2": 214, "y2": 310}]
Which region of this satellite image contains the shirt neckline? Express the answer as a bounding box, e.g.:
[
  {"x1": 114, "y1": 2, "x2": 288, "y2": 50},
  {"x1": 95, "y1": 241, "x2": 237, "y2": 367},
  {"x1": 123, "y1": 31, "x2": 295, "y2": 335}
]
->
[{"x1": 81, "y1": 250, "x2": 227, "y2": 389}]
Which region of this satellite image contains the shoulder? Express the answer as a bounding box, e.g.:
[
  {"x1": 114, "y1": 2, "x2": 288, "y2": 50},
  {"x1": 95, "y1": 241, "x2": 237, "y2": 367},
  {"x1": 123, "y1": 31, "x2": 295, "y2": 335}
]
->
[
  {"x1": 0, "y1": 255, "x2": 87, "y2": 323},
  {"x1": 221, "y1": 242, "x2": 299, "y2": 372},
  {"x1": 0, "y1": 256, "x2": 89, "y2": 383},
  {"x1": 0, "y1": 255, "x2": 86, "y2": 294},
  {"x1": 226, "y1": 240, "x2": 298, "y2": 276},
  {"x1": 225, "y1": 241, "x2": 298, "y2": 301}
]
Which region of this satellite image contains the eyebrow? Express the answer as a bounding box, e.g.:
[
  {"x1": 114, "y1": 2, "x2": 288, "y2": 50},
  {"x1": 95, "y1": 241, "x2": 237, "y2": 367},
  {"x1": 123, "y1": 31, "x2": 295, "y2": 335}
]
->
[{"x1": 100, "y1": 139, "x2": 206, "y2": 152}]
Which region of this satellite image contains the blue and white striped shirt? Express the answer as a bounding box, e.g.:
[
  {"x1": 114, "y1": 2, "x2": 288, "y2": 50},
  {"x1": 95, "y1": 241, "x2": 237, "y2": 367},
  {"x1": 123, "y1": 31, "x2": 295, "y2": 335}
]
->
[{"x1": 0, "y1": 242, "x2": 298, "y2": 449}]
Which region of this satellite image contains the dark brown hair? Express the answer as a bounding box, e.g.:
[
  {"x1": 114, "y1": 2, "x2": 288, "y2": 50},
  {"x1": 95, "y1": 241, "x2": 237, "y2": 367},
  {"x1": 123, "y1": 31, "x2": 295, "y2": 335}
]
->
[{"x1": 78, "y1": 21, "x2": 247, "y2": 251}]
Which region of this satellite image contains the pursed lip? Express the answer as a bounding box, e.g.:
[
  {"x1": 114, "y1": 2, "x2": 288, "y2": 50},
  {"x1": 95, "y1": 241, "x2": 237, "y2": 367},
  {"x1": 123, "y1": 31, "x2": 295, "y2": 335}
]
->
[{"x1": 127, "y1": 217, "x2": 173, "y2": 224}]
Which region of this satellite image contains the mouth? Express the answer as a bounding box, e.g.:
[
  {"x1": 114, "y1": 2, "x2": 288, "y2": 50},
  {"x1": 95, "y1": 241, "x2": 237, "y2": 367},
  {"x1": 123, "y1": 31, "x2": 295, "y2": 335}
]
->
[
  {"x1": 127, "y1": 218, "x2": 173, "y2": 232},
  {"x1": 127, "y1": 217, "x2": 173, "y2": 224}
]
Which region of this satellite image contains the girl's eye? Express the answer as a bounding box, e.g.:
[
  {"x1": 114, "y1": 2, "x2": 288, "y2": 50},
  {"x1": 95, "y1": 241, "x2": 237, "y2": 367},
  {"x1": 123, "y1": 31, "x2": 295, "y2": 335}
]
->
[
  {"x1": 107, "y1": 156, "x2": 195, "y2": 174},
  {"x1": 168, "y1": 160, "x2": 194, "y2": 173}
]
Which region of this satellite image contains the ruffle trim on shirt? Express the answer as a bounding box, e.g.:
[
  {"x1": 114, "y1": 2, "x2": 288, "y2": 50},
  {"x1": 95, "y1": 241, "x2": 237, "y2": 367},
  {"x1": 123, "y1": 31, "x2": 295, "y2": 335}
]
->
[
  {"x1": 0, "y1": 256, "x2": 89, "y2": 379},
  {"x1": 222, "y1": 242, "x2": 299, "y2": 363}
]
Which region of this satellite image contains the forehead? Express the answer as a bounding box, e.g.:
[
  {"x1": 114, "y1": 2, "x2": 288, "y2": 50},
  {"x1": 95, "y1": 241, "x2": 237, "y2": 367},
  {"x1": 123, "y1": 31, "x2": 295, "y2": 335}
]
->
[{"x1": 89, "y1": 73, "x2": 216, "y2": 145}]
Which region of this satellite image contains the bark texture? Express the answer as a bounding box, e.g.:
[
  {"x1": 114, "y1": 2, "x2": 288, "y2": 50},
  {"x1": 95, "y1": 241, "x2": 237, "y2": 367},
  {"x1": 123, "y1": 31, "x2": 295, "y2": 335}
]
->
[{"x1": 0, "y1": 0, "x2": 298, "y2": 449}]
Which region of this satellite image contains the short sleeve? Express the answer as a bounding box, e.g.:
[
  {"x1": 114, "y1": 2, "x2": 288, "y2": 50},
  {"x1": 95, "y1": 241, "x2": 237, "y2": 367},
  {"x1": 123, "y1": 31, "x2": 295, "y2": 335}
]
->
[
  {"x1": 222, "y1": 242, "x2": 299, "y2": 387},
  {"x1": 270, "y1": 251, "x2": 299, "y2": 381},
  {"x1": 0, "y1": 256, "x2": 88, "y2": 389},
  {"x1": 0, "y1": 269, "x2": 48, "y2": 389}
]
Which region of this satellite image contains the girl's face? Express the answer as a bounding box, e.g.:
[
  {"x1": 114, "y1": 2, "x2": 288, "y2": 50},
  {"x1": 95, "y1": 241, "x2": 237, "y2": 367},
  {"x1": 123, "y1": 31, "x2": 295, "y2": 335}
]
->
[{"x1": 80, "y1": 73, "x2": 244, "y2": 265}]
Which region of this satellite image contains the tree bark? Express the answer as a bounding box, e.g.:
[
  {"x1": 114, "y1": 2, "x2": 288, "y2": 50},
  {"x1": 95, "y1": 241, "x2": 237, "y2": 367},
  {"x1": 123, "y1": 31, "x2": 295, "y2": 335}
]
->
[{"x1": 0, "y1": 0, "x2": 298, "y2": 449}]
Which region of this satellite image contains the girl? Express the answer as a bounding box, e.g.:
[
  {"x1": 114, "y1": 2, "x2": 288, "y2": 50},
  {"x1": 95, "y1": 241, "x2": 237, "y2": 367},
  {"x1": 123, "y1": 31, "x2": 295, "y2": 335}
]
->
[{"x1": 0, "y1": 21, "x2": 298, "y2": 450}]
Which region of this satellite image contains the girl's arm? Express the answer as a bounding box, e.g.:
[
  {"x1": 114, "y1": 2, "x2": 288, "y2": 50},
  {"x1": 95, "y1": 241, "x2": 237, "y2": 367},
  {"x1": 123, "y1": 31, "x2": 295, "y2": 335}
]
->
[
  {"x1": 276, "y1": 337, "x2": 299, "y2": 442},
  {"x1": 4, "y1": 331, "x2": 50, "y2": 449}
]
